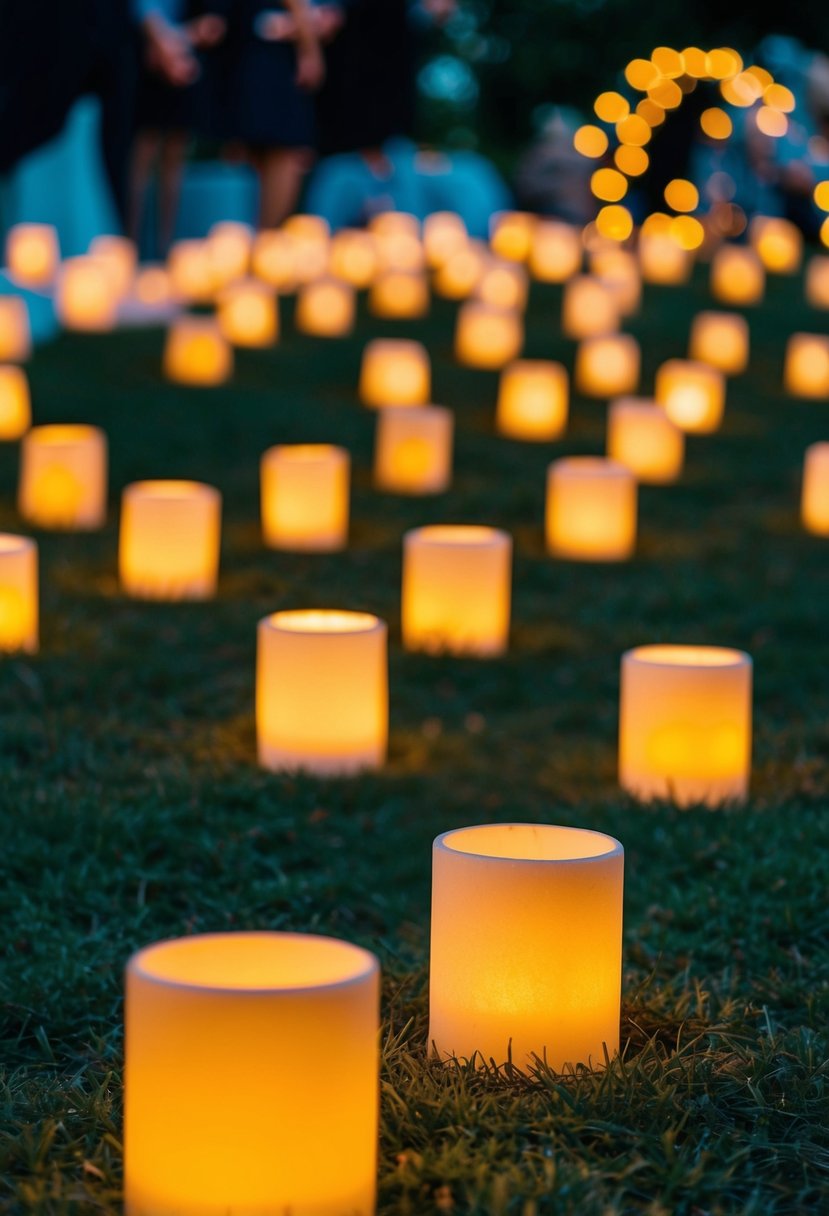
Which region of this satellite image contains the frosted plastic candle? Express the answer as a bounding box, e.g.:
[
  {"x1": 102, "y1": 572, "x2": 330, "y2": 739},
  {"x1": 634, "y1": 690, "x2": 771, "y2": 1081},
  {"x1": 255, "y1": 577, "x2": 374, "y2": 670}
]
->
[
  {"x1": 168, "y1": 240, "x2": 215, "y2": 302},
  {"x1": 88, "y1": 234, "x2": 137, "y2": 299},
  {"x1": 402, "y1": 525, "x2": 511, "y2": 656},
  {"x1": 134, "y1": 265, "x2": 173, "y2": 308},
  {"x1": 423, "y1": 212, "x2": 468, "y2": 269},
  {"x1": 496, "y1": 360, "x2": 568, "y2": 441},
  {"x1": 455, "y1": 302, "x2": 523, "y2": 369},
  {"x1": 217, "y1": 280, "x2": 278, "y2": 347},
  {"x1": 374, "y1": 405, "x2": 452, "y2": 494},
  {"x1": 55, "y1": 257, "x2": 119, "y2": 331},
  {"x1": 164, "y1": 317, "x2": 232, "y2": 386},
  {"x1": 529, "y1": 220, "x2": 582, "y2": 283},
  {"x1": 0, "y1": 366, "x2": 31, "y2": 440},
  {"x1": 490, "y1": 211, "x2": 536, "y2": 262},
  {"x1": 284, "y1": 215, "x2": 331, "y2": 284},
  {"x1": 429, "y1": 823, "x2": 624, "y2": 1071},
  {"x1": 256, "y1": 609, "x2": 387, "y2": 774},
  {"x1": 261, "y1": 444, "x2": 349, "y2": 551},
  {"x1": 120, "y1": 480, "x2": 221, "y2": 600},
  {"x1": 0, "y1": 534, "x2": 38, "y2": 653},
  {"x1": 124, "y1": 931, "x2": 379, "y2": 1216},
  {"x1": 251, "y1": 230, "x2": 297, "y2": 292},
  {"x1": 546, "y1": 457, "x2": 636, "y2": 561},
  {"x1": 575, "y1": 334, "x2": 640, "y2": 398},
  {"x1": 369, "y1": 270, "x2": 429, "y2": 319},
  {"x1": 19, "y1": 424, "x2": 107, "y2": 530},
  {"x1": 561, "y1": 276, "x2": 619, "y2": 339},
  {"x1": 802, "y1": 442, "x2": 829, "y2": 535},
  {"x1": 591, "y1": 247, "x2": 642, "y2": 316},
  {"x1": 638, "y1": 234, "x2": 692, "y2": 285},
  {"x1": 0, "y1": 297, "x2": 31, "y2": 362},
  {"x1": 329, "y1": 229, "x2": 378, "y2": 288},
  {"x1": 607, "y1": 398, "x2": 684, "y2": 484},
  {"x1": 750, "y1": 216, "x2": 802, "y2": 274},
  {"x1": 359, "y1": 338, "x2": 430, "y2": 407},
  {"x1": 688, "y1": 311, "x2": 749, "y2": 375},
  {"x1": 710, "y1": 244, "x2": 764, "y2": 306},
  {"x1": 433, "y1": 243, "x2": 487, "y2": 299},
  {"x1": 619, "y1": 644, "x2": 752, "y2": 805},
  {"x1": 475, "y1": 261, "x2": 528, "y2": 312},
  {"x1": 5, "y1": 223, "x2": 59, "y2": 288},
  {"x1": 370, "y1": 212, "x2": 423, "y2": 273},
  {"x1": 784, "y1": 334, "x2": 829, "y2": 399},
  {"x1": 207, "y1": 221, "x2": 253, "y2": 287},
  {"x1": 805, "y1": 256, "x2": 829, "y2": 309},
  {"x1": 655, "y1": 359, "x2": 725, "y2": 433},
  {"x1": 295, "y1": 277, "x2": 355, "y2": 337}
]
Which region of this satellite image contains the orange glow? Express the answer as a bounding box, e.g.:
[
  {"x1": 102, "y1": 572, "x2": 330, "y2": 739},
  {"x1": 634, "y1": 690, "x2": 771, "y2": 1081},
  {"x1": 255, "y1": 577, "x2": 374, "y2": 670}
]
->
[
  {"x1": 710, "y1": 244, "x2": 764, "y2": 305},
  {"x1": 167, "y1": 240, "x2": 216, "y2": 302},
  {"x1": 546, "y1": 457, "x2": 637, "y2": 561},
  {"x1": 638, "y1": 234, "x2": 692, "y2": 284},
  {"x1": 402, "y1": 525, "x2": 512, "y2": 656},
  {"x1": 573, "y1": 125, "x2": 609, "y2": 158},
  {"x1": 251, "y1": 230, "x2": 298, "y2": 291},
  {"x1": 374, "y1": 405, "x2": 452, "y2": 495},
  {"x1": 295, "y1": 278, "x2": 356, "y2": 337},
  {"x1": 615, "y1": 114, "x2": 651, "y2": 146},
  {"x1": 594, "y1": 91, "x2": 629, "y2": 123},
  {"x1": 689, "y1": 311, "x2": 749, "y2": 375},
  {"x1": 329, "y1": 229, "x2": 378, "y2": 288},
  {"x1": 681, "y1": 46, "x2": 707, "y2": 77},
  {"x1": 651, "y1": 46, "x2": 683, "y2": 77},
  {"x1": 163, "y1": 318, "x2": 233, "y2": 386},
  {"x1": 701, "y1": 107, "x2": 733, "y2": 139},
  {"x1": 217, "y1": 280, "x2": 278, "y2": 347},
  {"x1": 423, "y1": 212, "x2": 468, "y2": 269},
  {"x1": 55, "y1": 257, "x2": 118, "y2": 331},
  {"x1": 88, "y1": 235, "x2": 137, "y2": 300},
  {"x1": 597, "y1": 204, "x2": 634, "y2": 243},
  {"x1": 359, "y1": 339, "x2": 430, "y2": 408},
  {"x1": 764, "y1": 83, "x2": 795, "y2": 112},
  {"x1": 562, "y1": 275, "x2": 619, "y2": 338},
  {"x1": 5, "y1": 224, "x2": 59, "y2": 288},
  {"x1": 607, "y1": 398, "x2": 684, "y2": 484},
  {"x1": 261, "y1": 444, "x2": 350, "y2": 551},
  {"x1": 664, "y1": 179, "x2": 699, "y2": 213},
  {"x1": 257, "y1": 610, "x2": 388, "y2": 774},
  {"x1": 19, "y1": 424, "x2": 107, "y2": 530},
  {"x1": 119, "y1": 481, "x2": 222, "y2": 600},
  {"x1": 815, "y1": 182, "x2": 829, "y2": 212},
  {"x1": 655, "y1": 359, "x2": 725, "y2": 433},
  {"x1": 648, "y1": 79, "x2": 682, "y2": 110},
  {"x1": 433, "y1": 243, "x2": 487, "y2": 298},
  {"x1": 125, "y1": 931, "x2": 379, "y2": 1216},
  {"x1": 369, "y1": 270, "x2": 429, "y2": 319},
  {"x1": 496, "y1": 360, "x2": 568, "y2": 442},
  {"x1": 706, "y1": 47, "x2": 742, "y2": 79},
  {"x1": 0, "y1": 366, "x2": 31, "y2": 440},
  {"x1": 719, "y1": 73, "x2": 763, "y2": 107},
  {"x1": 670, "y1": 215, "x2": 705, "y2": 250},
  {"x1": 490, "y1": 212, "x2": 536, "y2": 263},
  {"x1": 614, "y1": 145, "x2": 649, "y2": 175},
  {"x1": 625, "y1": 58, "x2": 659, "y2": 90},
  {"x1": 455, "y1": 302, "x2": 523, "y2": 369},
  {"x1": 749, "y1": 216, "x2": 802, "y2": 274},
  {"x1": 0, "y1": 297, "x2": 31, "y2": 362},
  {"x1": 591, "y1": 247, "x2": 641, "y2": 315},
  {"x1": 822, "y1": 217, "x2": 829, "y2": 249},
  {"x1": 476, "y1": 261, "x2": 528, "y2": 312},
  {"x1": 0, "y1": 534, "x2": 37, "y2": 653},
  {"x1": 784, "y1": 334, "x2": 829, "y2": 399},
  {"x1": 805, "y1": 256, "x2": 829, "y2": 308},
  {"x1": 756, "y1": 107, "x2": 788, "y2": 137},
  {"x1": 429, "y1": 822, "x2": 624, "y2": 1071},
  {"x1": 619, "y1": 644, "x2": 752, "y2": 805},
  {"x1": 591, "y1": 169, "x2": 628, "y2": 203},
  {"x1": 134, "y1": 265, "x2": 172, "y2": 307},
  {"x1": 636, "y1": 99, "x2": 665, "y2": 127},
  {"x1": 529, "y1": 221, "x2": 582, "y2": 282},
  {"x1": 575, "y1": 334, "x2": 640, "y2": 398},
  {"x1": 207, "y1": 221, "x2": 253, "y2": 287},
  {"x1": 802, "y1": 442, "x2": 829, "y2": 535}
]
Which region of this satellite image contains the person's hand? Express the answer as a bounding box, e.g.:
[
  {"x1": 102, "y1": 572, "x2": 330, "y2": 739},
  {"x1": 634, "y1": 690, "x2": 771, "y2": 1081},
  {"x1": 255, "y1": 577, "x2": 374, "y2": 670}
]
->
[
  {"x1": 255, "y1": 9, "x2": 296, "y2": 40},
  {"x1": 187, "y1": 13, "x2": 227, "y2": 47},
  {"x1": 422, "y1": 0, "x2": 456, "y2": 24},
  {"x1": 295, "y1": 39, "x2": 325, "y2": 90},
  {"x1": 312, "y1": 4, "x2": 345, "y2": 41},
  {"x1": 144, "y1": 18, "x2": 199, "y2": 86}
]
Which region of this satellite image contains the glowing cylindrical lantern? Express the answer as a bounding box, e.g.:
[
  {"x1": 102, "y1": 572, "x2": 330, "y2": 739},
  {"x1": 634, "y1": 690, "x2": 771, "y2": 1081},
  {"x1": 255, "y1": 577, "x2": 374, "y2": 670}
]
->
[
  {"x1": 749, "y1": 216, "x2": 802, "y2": 274},
  {"x1": 359, "y1": 339, "x2": 430, "y2": 408},
  {"x1": 374, "y1": 406, "x2": 452, "y2": 494},
  {"x1": 88, "y1": 234, "x2": 137, "y2": 300},
  {"x1": 284, "y1": 216, "x2": 331, "y2": 285},
  {"x1": 19, "y1": 424, "x2": 107, "y2": 530},
  {"x1": 251, "y1": 230, "x2": 297, "y2": 292},
  {"x1": 575, "y1": 334, "x2": 640, "y2": 398},
  {"x1": 261, "y1": 444, "x2": 349, "y2": 551},
  {"x1": 619, "y1": 644, "x2": 752, "y2": 805},
  {"x1": 0, "y1": 366, "x2": 31, "y2": 440},
  {"x1": 0, "y1": 297, "x2": 32, "y2": 362},
  {"x1": 561, "y1": 276, "x2": 619, "y2": 339},
  {"x1": 784, "y1": 334, "x2": 829, "y2": 399},
  {"x1": 369, "y1": 270, "x2": 429, "y2": 319},
  {"x1": 163, "y1": 318, "x2": 233, "y2": 386},
  {"x1": 688, "y1": 311, "x2": 749, "y2": 375},
  {"x1": 638, "y1": 235, "x2": 692, "y2": 285},
  {"x1": 295, "y1": 277, "x2": 355, "y2": 337},
  {"x1": 402, "y1": 525, "x2": 511, "y2": 656},
  {"x1": 455, "y1": 303, "x2": 523, "y2": 369},
  {"x1": 529, "y1": 220, "x2": 582, "y2": 283},
  {"x1": 0, "y1": 534, "x2": 38, "y2": 653},
  {"x1": 546, "y1": 457, "x2": 636, "y2": 561},
  {"x1": 217, "y1": 280, "x2": 278, "y2": 347},
  {"x1": 805, "y1": 256, "x2": 829, "y2": 310},
  {"x1": 124, "y1": 931, "x2": 379, "y2": 1216},
  {"x1": 5, "y1": 223, "x2": 59, "y2": 289},
  {"x1": 429, "y1": 822, "x2": 624, "y2": 1071},
  {"x1": 475, "y1": 261, "x2": 528, "y2": 312},
  {"x1": 423, "y1": 212, "x2": 468, "y2": 269},
  {"x1": 607, "y1": 398, "x2": 684, "y2": 484},
  {"x1": 119, "y1": 481, "x2": 221, "y2": 600},
  {"x1": 655, "y1": 359, "x2": 725, "y2": 433},
  {"x1": 710, "y1": 245, "x2": 765, "y2": 306},
  {"x1": 256, "y1": 609, "x2": 387, "y2": 774},
  {"x1": 168, "y1": 240, "x2": 215, "y2": 303},
  {"x1": 490, "y1": 212, "x2": 536, "y2": 262},
  {"x1": 134, "y1": 264, "x2": 173, "y2": 308},
  {"x1": 55, "y1": 257, "x2": 119, "y2": 331},
  {"x1": 433, "y1": 243, "x2": 487, "y2": 299},
  {"x1": 591, "y1": 247, "x2": 641, "y2": 315},
  {"x1": 369, "y1": 212, "x2": 423, "y2": 273},
  {"x1": 802, "y1": 442, "x2": 829, "y2": 535},
  {"x1": 207, "y1": 221, "x2": 253, "y2": 288},
  {"x1": 329, "y1": 229, "x2": 378, "y2": 289},
  {"x1": 496, "y1": 360, "x2": 568, "y2": 441}
]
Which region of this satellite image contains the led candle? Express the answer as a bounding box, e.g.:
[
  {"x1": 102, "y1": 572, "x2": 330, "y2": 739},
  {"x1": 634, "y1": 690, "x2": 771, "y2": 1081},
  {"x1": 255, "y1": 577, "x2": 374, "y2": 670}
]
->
[
  {"x1": 374, "y1": 405, "x2": 453, "y2": 494},
  {"x1": 168, "y1": 240, "x2": 216, "y2": 303},
  {"x1": 710, "y1": 244, "x2": 765, "y2": 306},
  {"x1": 284, "y1": 216, "x2": 331, "y2": 285},
  {"x1": 638, "y1": 234, "x2": 692, "y2": 285},
  {"x1": 5, "y1": 223, "x2": 59, "y2": 289},
  {"x1": 256, "y1": 609, "x2": 388, "y2": 774},
  {"x1": 749, "y1": 215, "x2": 802, "y2": 274},
  {"x1": 574, "y1": 334, "x2": 640, "y2": 398},
  {"x1": 784, "y1": 334, "x2": 829, "y2": 399},
  {"x1": 329, "y1": 229, "x2": 378, "y2": 289},
  {"x1": 455, "y1": 302, "x2": 523, "y2": 369},
  {"x1": 688, "y1": 311, "x2": 749, "y2": 375},
  {"x1": 402, "y1": 525, "x2": 511, "y2": 656},
  {"x1": 490, "y1": 211, "x2": 536, "y2": 262},
  {"x1": 423, "y1": 212, "x2": 468, "y2": 269},
  {"x1": 0, "y1": 366, "x2": 31, "y2": 440},
  {"x1": 496, "y1": 360, "x2": 568, "y2": 441},
  {"x1": 561, "y1": 276, "x2": 619, "y2": 339},
  {"x1": 295, "y1": 277, "x2": 355, "y2": 337},
  {"x1": 251, "y1": 230, "x2": 298, "y2": 292},
  {"x1": 475, "y1": 261, "x2": 529, "y2": 312},
  {"x1": 0, "y1": 297, "x2": 31, "y2": 362},
  {"x1": 207, "y1": 221, "x2": 253, "y2": 288},
  {"x1": 217, "y1": 280, "x2": 278, "y2": 347},
  {"x1": 802, "y1": 442, "x2": 829, "y2": 535},
  {"x1": 607, "y1": 398, "x2": 684, "y2": 484},
  {"x1": 369, "y1": 270, "x2": 429, "y2": 319},
  {"x1": 164, "y1": 317, "x2": 233, "y2": 386},
  {"x1": 261, "y1": 444, "x2": 349, "y2": 551},
  {"x1": 655, "y1": 359, "x2": 725, "y2": 433},
  {"x1": 591, "y1": 247, "x2": 642, "y2": 316},
  {"x1": 546, "y1": 457, "x2": 636, "y2": 561},
  {"x1": 529, "y1": 220, "x2": 582, "y2": 283},
  {"x1": 0, "y1": 534, "x2": 38, "y2": 653},
  {"x1": 55, "y1": 257, "x2": 119, "y2": 331},
  {"x1": 124, "y1": 931, "x2": 379, "y2": 1216},
  {"x1": 429, "y1": 823, "x2": 624, "y2": 1071},
  {"x1": 88, "y1": 234, "x2": 137, "y2": 300},
  {"x1": 359, "y1": 338, "x2": 430, "y2": 408},
  {"x1": 619, "y1": 644, "x2": 752, "y2": 805},
  {"x1": 119, "y1": 481, "x2": 221, "y2": 600},
  {"x1": 19, "y1": 424, "x2": 107, "y2": 530},
  {"x1": 369, "y1": 212, "x2": 423, "y2": 273},
  {"x1": 433, "y1": 243, "x2": 487, "y2": 299},
  {"x1": 805, "y1": 256, "x2": 829, "y2": 310},
  {"x1": 134, "y1": 264, "x2": 173, "y2": 308}
]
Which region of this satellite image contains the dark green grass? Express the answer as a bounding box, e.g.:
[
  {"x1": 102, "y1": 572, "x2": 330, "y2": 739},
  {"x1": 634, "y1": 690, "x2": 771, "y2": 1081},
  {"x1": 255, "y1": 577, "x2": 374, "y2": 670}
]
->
[{"x1": 1, "y1": 269, "x2": 829, "y2": 1213}]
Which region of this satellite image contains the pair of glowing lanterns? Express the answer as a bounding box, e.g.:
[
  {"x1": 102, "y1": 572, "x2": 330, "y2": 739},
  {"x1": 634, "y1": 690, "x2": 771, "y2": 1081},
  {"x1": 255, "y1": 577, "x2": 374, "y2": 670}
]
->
[{"x1": 784, "y1": 334, "x2": 829, "y2": 399}]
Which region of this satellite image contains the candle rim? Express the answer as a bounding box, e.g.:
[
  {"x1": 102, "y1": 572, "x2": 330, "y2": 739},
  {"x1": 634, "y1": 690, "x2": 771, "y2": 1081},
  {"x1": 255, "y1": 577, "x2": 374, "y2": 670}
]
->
[
  {"x1": 406, "y1": 524, "x2": 510, "y2": 548},
  {"x1": 549, "y1": 456, "x2": 632, "y2": 479},
  {"x1": 262, "y1": 608, "x2": 384, "y2": 636},
  {"x1": 502, "y1": 358, "x2": 565, "y2": 379},
  {"x1": 27, "y1": 423, "x2": 103, "y2": 446},
  {"x1": 364, "y1": 337, "x2": 428, "y2": 357},
  {"x1": 264, "y1": 443, "x2": 347, "y2": 463},
  {"x1": 658, "y1": 358, "x2": 723, "y2": 382},
  {"x1": 435, "y1": 822, "x2": 623, "y2": 864},
  {"x1": 0, "y1": 532, "x2": 35, "y2": 555},
  {"x1": 124, "y1": 479, "x2": 220, "y2": 501},
  {"x1": 624, "y1": 643, "x2": 751, "y2": 669}
]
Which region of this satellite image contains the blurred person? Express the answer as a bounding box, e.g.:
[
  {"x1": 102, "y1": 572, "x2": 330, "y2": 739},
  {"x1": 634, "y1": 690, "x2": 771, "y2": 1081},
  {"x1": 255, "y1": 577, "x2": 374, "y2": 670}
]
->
[{"x1": 514, "y1": 107, "x2": 593, "y2": 224}]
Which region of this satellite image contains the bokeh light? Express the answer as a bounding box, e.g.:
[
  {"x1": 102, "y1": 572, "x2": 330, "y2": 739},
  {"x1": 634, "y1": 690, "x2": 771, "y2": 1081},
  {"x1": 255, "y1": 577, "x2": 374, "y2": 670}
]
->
[
  {"x1": 700, "y1": 108, "x2": 733, "y2": 139},
  {"x1": 596, "y1": 206, "x2": 633, "y2": 242},
  {"x1": 592, "y1": 169, "x2": 628, "y2": 203},
  {"x1": 574, "y1": 125, "x2": 609, "y2": 158},
  {"x1": 664, "y1": 179, "x2": 699, "y2": 213},
  {"x1": 595, "y1": 92, "x2": 630, "y2": 123}
]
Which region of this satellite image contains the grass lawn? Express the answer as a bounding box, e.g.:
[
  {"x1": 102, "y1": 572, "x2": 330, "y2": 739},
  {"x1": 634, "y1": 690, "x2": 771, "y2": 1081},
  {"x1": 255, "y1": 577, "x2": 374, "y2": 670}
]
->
[{"x1": 1, "y1": 268, "x2": 829, "y2": 1214}]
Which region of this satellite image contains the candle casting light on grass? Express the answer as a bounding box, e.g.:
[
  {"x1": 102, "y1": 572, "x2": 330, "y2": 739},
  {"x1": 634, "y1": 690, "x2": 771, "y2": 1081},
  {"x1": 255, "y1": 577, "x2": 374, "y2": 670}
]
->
[
  {"x1": 801, "y1": 442, "x2": 829, "y2": 535},
  {"x1": 217, "y1": 280, "x2": 278, "y2": 347},
  {"x1": 55, "y1": 257, "x2": 119, "y2": 331},
  {"x1": 295, "y1": 277, "x2": 356, "y2": 337},
  {"x1": 784, "y1": 334, "x2": 829, "y2": 400},
  {"x1": 710, "y1": 244, "x2": 765, "y2": 306},
  {"x1": 369, "y1": 270, "x2": 429, "y2": 320},
  {"x1": 561, "y1": 276, "x2": 619, "y2": 339},
  {"x1": 529, "y1": 220, "x2": 582, "y2": 283},
  {"x1": 0, "y1": 297, "x2": 32, "y2": 362}
]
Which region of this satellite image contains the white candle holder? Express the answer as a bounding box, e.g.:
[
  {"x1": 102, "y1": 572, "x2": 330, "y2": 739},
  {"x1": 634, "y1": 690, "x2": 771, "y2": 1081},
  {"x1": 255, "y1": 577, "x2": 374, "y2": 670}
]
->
[
  {"x1": 606, "y1": 398, "x2": 684, "y2": 484},
  {"x1": 546, "y1": 457, "x2": 637, "y2": 561},
  {"x1": 374, "y1": 406, "x2": 453, "y2": 495},
  {"x1": 261, "y1": 444, "x2": 350, "y2": 551},
  {"x1": 19, "y1": 424, "x2": 107, "y2": 530},
  {"x1": 0, "y1": 534, "x2": 38, "y2": 653},
  {"x1": 119, "y1": 480, "x2": 222, "y2": 600}
]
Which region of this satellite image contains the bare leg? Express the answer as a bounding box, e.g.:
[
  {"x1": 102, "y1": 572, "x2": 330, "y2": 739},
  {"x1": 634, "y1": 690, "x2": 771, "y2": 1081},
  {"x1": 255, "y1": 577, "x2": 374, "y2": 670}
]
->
[
  {"x1": 158, "y1": 129, "x2": 189, "y2": 253},
  {"x1": 129, "y1": 130, "x2": 161, "y2": 245},
  {"x1": 257, "y1": 147, "x2": 314, "y2": 228}
]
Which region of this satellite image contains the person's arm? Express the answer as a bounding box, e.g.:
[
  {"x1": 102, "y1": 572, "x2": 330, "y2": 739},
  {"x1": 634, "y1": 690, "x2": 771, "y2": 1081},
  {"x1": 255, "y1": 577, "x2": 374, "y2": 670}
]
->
[{"x1": 282, "y1": 0, "x2": 326, "y2": 90}]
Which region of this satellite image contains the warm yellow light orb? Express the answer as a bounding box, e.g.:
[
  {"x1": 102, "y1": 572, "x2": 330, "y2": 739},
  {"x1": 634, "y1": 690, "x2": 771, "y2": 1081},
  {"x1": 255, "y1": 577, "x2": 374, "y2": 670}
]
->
[
  {"x1": 359, "y1": 338, "x2": 430, "y2": 408},
  {"x1": 490, "y1": 212, "x2": 536, "y2": 263},
  {"x1": 655, "y1": 359, "x2": 726, "y2": 433},
  {"x1": 575, "y1": 334, "x2": 640, "y2": 398},
  {"x1": 374, "y1": 405, "x2": 453, "y2": 495},
  {"x1": 802, "y1": 442, "x2": 829, "y2": 535},
  {"x1": 0, "y1": 534, "x2": 38, "y2": 653},
  {"x1": 664, "y1": 179, "x2": 699, "y2": 213},
  {"x1": 749, "y1": 216, "x2": 803, "y2": 274},
  {"x1": 423, "y1": 212, "x2": 468, "y2": 269},
  {"x1": 369, "y1": 270, "x2": 429, "y2": 319},
  {"x1": 496, "y1": 360, "x2": 568, "y2": 442},
  {"x1": 606, "y1": 398, "x2": 684, "y2": 484},
  {"x1": 709, "y1": 244, "x2": 765, "y2": 305},
  {"x1": 207, "y1": 221, "x2": 253, "y2": 288},
  {"x1": 573, "y1": 125, "x2": 609, "y2": 158},
  {"x1": 756, "y1": 107, "x2": 788, "y2": 138},
  {"x1": 625, "y1": 58, "x2": 659, "y2": 90},
  {"x1": 55, "y1": 257, "x2": 119, "y2": 331},
  {"x1": 0, "y1": 366, "x2": 31, "y2": 440},
  {"x1": 546, "y1": 457, "x2": 637, "y2": 562},
  {"x1": 529, "y1": 222, "x2": 582, "y2": 282},
  {"x1": 562, "y1": 275, "x2": 619, "y2": 339},
  {"x1": 689, "y1": 311, "x2": 749, "y2": 375},
  {"x1": 433, "y1": 243, "x2": 487, "y2": 299},
  {"x1": 805, "y1": 256, "x2": 829, "y2": 308},
  {"x1": 328, "y1": 229, "x2": 378, "y2": 288},
  {"x1": 0, "y1": 297, "x2": 31, "y2": 362},
  {"x1": 251, "y1": 230, "x2": 297, "y2": 292},
  {"x1": 163, "y1": 318, "x2": 233, "y2": 386},
  {"x1": 615, "y1": 114, "x2": 651, "y2": 146},
  {"x1": 615, "y1": 145, "x2": 649, "y2": 176},
  {"x1": 815, "y1": 181, "x2": 829, "y2": 212},
  {"x1": 455, "y1": 302, "x2": 523, "y2": 369},
  {"x1": 591, "y1": 169, "x2": 628, "y2": 203},
  {"x1": 638, "y1": 234, "x2": 692, "y2": 284},
  {"x1": 596, "y1": 205, "x2": 634, "y2": 242},
  {"x1": 784, "y1": 334, "x2": 829, "y2": 399},
  {"x1": 261, "y1": 444, "x2": 350, "y2": 551},
  {"x1": 595, "y1": 91, "x2": 629, "y2": 123},
  {"x1": 5, "y1": 224, "x2": 60, "y2": 289},
  {"x1": 88, "y1": 234, "x2": 137, "y2": 300},
  {"x1": 19, "y1": 424, "x2": 107, "y2": 530},
  {"x1": 217, "y1": 280, "x2": 279, "y2": 347},
  {"x1": 295, "y1": 278, "x2": 356, "y2": 337},
  {"x1": 651, "y1": 46, "x2": 683, "y2": 77},
  {"x1": 701, "y1": 107, "x2": 733, "y2": 139},
  {"x1": 119, "y1": 480, "x2": 222, "y2": 600},
  {"x1": 475, "y1": 260, "x2": 528, "y2": 312}
]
